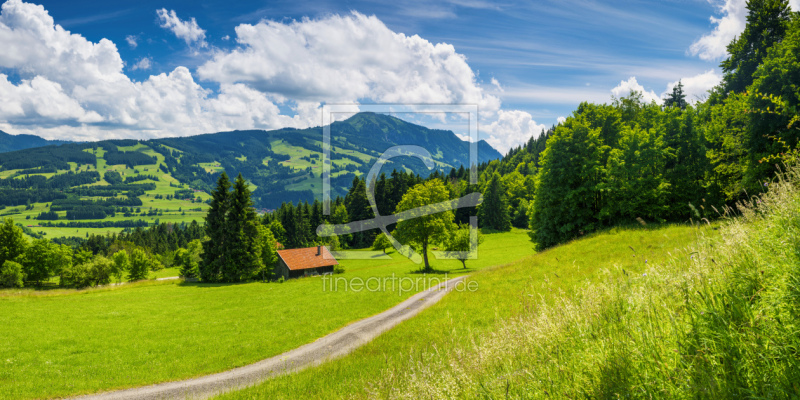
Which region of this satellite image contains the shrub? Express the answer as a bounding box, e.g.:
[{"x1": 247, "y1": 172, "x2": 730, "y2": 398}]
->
[
  {"x1": 127, "y1": 249, "x2": 151, "y2": 281},
  {"x1": 60, "y1": 262, "x2": 92, "y2": 288},
  {"x1": 88, "y1": 256, "x2": 114, "y2": 286},
  {"x1": 0, "y1": 260, "x2": 24, "y2": 288}
]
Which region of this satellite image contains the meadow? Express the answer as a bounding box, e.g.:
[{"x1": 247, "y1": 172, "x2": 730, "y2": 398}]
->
[
  {"x1": 0, "y1": 229, "x2": 533, "y2": 399},
  {"x1": 213, "y1": 223, "x2": 716, "y2": 399}
]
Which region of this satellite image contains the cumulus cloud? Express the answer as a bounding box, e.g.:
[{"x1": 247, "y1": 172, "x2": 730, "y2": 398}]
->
[
  {"x1": 0, "y1": 0, "x2": 307, "y2": 140},
  {"x1": 0, "y1": 74, "x2": 102, "y2": 123},
  {"x1": 0, "y1": 1, "x2": 522, "y2": 151},
  {"x1": 557, "y1": 116, "x2": 566, "y2": 124},
  {"x1": 197, "y1": 12, "x2": 500, "y2": 113},
  {"x1": 125, "y1": 34, "x2": 137, "y2": 48},
  {"x1": 130, "y1": 57, "x2": 151, "y2": 71},
  {"x1": 156, "y1": 8, "x2": 206, "y2": 47},
  {"x1": 483, "y1": 110, "x2": 546, "y2": 153},
  {"x1": 611, "y1": 77, "x2": 661, "y2": 104},
  {"x1": 662, "y1": 70, "x2": 722, "y2": 103}
]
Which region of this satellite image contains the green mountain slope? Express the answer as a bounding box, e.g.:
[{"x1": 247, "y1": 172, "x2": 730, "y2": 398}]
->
[
  {"x1": 0, "y1": 130, "x2": 68, "y2": 153},
  {"x1": 0, "y1": 113, "x2": 501, "y2": 238}
]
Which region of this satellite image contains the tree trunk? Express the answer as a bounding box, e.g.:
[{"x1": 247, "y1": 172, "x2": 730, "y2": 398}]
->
[{"x1": 422, "y1": 237, "x2": 430, "y2": 271}]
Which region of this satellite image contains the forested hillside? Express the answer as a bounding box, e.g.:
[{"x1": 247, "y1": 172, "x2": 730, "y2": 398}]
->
[
  {"x1": 0, "y1": 113, "x2": 500, "y2": 214},
  {"x1": 0, "y1": 130, "x2": 67, "y2": 153}
]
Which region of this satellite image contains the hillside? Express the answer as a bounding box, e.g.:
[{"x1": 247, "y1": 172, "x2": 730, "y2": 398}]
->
[
  {"x1": 0, "y1": 113, "x2": 500, "y2": 239},
  {"x1": 0, "y1": 130, "x2": 68, "y2": 153}
]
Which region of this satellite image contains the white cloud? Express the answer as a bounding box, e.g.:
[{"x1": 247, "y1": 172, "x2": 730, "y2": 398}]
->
[
  {"x1": 557, "y1": 116, "x2": 566, "y2": 124},
  {"x1": 0, "y1": 74, "x2": 102, "y2": 123},
  {"x1": 125, "y1": 34, "x2": 137, "y2": 48},
  {"x1": 483, "y1": 109, "x2": 546, "y2": 153},
  {"x1": 156, "y1": 8, "x2": 206, "y2": 47},
  {"x1": 130, "y1": 57, "x2": 151, "y2": 71},
  {"x1": 0, "y1": 0, "x2": 306, "y2": 141},
  {"x1": 197, "y1": 12, "x2": 500, "y2": 114},
  {"x1": 662, "y1": 70, "x2": 722, "y2": 103},
  {"x1": 689, "y1": 0, "x2": 747, "y2": 61},
  {"x1": 611, "y1": 77, "x2": 661, "y2": 104},
  {"x1": 221, "y1": 34, "x2": 230, "y2": 40},
  {"x1": 0, "y1": 1, "x2": 524, "y2": 151}
]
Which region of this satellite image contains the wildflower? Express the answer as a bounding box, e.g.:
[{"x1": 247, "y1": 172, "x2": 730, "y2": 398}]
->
[{"x1": 642, "y1": 273, "x2": 647, "y2": 277}]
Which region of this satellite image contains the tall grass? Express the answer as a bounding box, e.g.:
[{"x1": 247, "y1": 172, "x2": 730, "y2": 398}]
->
[{"x1": 371, "y1": 165, "x2": 800, "y2": 399}]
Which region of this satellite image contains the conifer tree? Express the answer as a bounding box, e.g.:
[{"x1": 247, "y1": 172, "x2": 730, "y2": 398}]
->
[
  {"x1": 663, "y1": 81, "x2": 687, "y2": 109},
  {"x1": 221, "y1": 174, "x2": 262, "y2": 282},
  {"x1": 477, "y1": 173, "x2": 511, "y2": 231},
  {"x1": 200, "y1": 172, "x2": 230, "y2": 282}
]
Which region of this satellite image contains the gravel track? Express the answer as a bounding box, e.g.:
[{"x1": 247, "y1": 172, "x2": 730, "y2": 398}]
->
[{"x1": 69, "y1": 275, "x2": 468, "y2": 400}]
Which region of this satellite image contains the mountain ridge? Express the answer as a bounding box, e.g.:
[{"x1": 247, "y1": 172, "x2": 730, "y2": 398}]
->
[
  {"x1": 0, "y1": 113, "x2": 502, "y2": 209},
  {"x1": 0, "y1": 130, "x2": 69, "y2": 153}
]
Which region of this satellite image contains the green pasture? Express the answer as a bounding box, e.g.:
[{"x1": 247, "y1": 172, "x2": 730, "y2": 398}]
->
[
  {"x1": 213, "y1": 224, "x2": 715, "y2": 399},
  {"x1": 0, "y1": 229, "x2": 533, "y2": 400}
]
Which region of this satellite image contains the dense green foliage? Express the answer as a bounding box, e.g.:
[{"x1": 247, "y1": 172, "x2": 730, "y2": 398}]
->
[
  {"x1": 520, "y1": 3, "x2": 800, "y2": 249},
  {"x1": 0, "y1": 260, "x2": 24, "y2": 288},
  {"x1": 477, "y1": 173, "x2": 511, "y2": 231},
  {"x1": 200, "y1": 173, "x2": 276, "y2": 283}
]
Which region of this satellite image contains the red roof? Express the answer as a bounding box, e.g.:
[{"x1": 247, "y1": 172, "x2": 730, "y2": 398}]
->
[{"x1": 278, "y1": 246, "x2": 338, "y2": 271}]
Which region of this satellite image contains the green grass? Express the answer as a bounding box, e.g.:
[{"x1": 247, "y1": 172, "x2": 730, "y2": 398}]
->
[
  {"x1": 212, "y1": 223, "x2": 715, "y2": 399},
  {"x1": 149, "y1": 267, "x2": 180, "y2": 279},
  {"x1": 0, "y1": 229, "x2": 533, "y2": 400}
]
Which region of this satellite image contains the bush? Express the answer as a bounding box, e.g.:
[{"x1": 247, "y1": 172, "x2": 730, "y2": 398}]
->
[
  {"x1": 0, "y1": 260, "x2": 24, "y2": 288},
  {"x1": 60, "y1": 262, "x2": 92, "y2": 288},
  {"x1": 127, "y1": 249, "x2": 151, "y2": 281},
  {"x1": 88, "y1": 256, "x2": 114, "y2": 286}
]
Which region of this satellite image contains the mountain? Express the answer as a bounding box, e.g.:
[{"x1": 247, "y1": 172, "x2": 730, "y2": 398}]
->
[
  {"x1": 0, "y1": 130, "x2": 68, "y2": 153},
  {"x1": 0, "y1": 113, "x2": 502, "y2": 209}
]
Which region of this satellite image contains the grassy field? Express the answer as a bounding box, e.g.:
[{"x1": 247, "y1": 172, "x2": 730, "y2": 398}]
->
[
  {"x1": 212, "y1": 223, "x2": 717, "y2": 399},
  {"x1": 0, "y1": 229, "x2": 534, "y2": 400}
]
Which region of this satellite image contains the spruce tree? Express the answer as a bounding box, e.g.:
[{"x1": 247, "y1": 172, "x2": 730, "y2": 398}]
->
[
  {"x1": 221, "y1": 174, "x2": 263, "y2": 282},
  {"x1": 200, "y1": 172, "x2": 230, "y2": 282},
  {"x1": 477, "y1": 173, "x2": 512, "y2": 231}
]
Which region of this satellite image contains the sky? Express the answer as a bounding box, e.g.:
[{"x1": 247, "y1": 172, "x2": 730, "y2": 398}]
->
[{"x1": 0, "y1": 0, "x2": 797, "y2": 153}]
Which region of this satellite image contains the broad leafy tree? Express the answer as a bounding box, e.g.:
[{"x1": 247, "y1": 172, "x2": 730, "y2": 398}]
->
[
  {"x1": 443, "y1": 223, "x2": 485, "y2": 269},
  {"x1": 393, "y1": 180, "x2": 455, "y2": 272},
  {"x1": 371, "y1": 233, "x2": 393, "y2": 254},
  {"x1": 530, "y1": 119, "x2": 605, "y2": 249},
  {"x1": 0, "y1": 218, "x2": 27, "y2": 267}
]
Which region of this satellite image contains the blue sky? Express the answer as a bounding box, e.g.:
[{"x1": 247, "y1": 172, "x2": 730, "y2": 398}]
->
[{"x1": 1, "y1": 0, "x2": 792, "y2": 152}]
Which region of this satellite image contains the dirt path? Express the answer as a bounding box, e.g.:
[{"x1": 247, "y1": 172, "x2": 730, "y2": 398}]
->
[{"x1": 71, "y1": 275, "x2": 468, "y2": 400}]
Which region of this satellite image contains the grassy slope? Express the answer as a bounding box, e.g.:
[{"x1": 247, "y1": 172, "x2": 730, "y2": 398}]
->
[
  {"x1": 0, "y1": 229, "x2": 533, "y2": 400},
  {"x1": 213, "y1": 223, "x2": 715, "y2": 399},
  {"x1": 3, "y1": 145, "x2": 210, "y2": 239}
]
